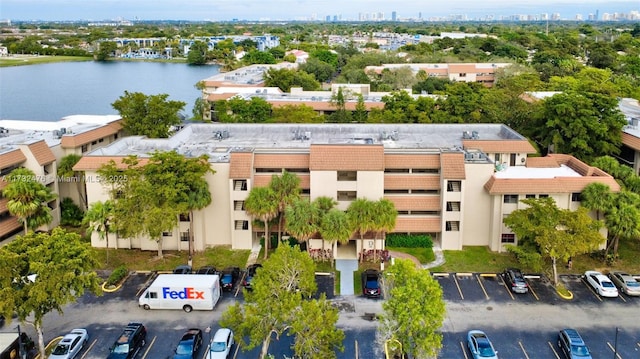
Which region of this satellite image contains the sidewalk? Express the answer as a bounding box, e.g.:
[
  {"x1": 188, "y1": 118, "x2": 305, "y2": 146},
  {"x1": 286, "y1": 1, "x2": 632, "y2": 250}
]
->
[{"x1": 387, "y1": 244, "x2": 445, "y2": 270}]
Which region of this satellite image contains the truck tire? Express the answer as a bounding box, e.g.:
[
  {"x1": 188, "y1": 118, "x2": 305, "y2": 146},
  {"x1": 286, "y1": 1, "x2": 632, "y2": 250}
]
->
[
  {"x1": 143, "y1": 304, "x2": 150, "y2": 310},
  {"x1": 183, "y1": 305, "x2": 193, "y2": 313}
]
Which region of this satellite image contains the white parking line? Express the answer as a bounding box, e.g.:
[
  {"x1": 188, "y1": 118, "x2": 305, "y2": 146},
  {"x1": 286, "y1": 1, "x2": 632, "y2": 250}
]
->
[
  {"x1": 606, "y1": 342, "x2": 623, "y2": 359},
  {"x1": 459, "y1": 341, "x2": 469, "y2": 359},
  {"x1": 582, "y1": 278, "x2": 603, "y2": 302},
  {"x1": 80, "y1": 338, "x2": 98, "y2": 359},
  {"x1": 453, "y1": 275, "x2": 464, "y2": 300},
  {"x1": 526, "y1": 279, "x2": 540, "y2": 301},
  {"x1": 499, "y1": 275, "x2": 515, "y2": 300},
  {"x1": 141, "y1": 335, "x2": 156, "y2": 359},
  {"x1": 476, "y1": 274, "x2": 490, "y2": 300},
  {"x1": 518, "y1": 341, "x2": 530, "y2": 359},
  {"x1": 547, "y1": 341, "x2": 561, "y2": 359}
]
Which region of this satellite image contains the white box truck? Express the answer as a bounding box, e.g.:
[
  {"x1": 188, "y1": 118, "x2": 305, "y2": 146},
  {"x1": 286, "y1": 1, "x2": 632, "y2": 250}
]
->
[{"x1": 138, "y1": 274, "x2": 221, "y2": 312}]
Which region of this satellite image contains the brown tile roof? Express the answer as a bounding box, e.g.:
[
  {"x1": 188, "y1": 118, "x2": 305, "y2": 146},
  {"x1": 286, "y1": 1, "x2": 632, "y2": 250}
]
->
[
  {"x1": 0, "y1": 149, "x2": 26, "y2": 169},
  {"x1": 395, "y1": 217, "x2": 441, "y2": 232},
  {"x1": 384, "y1": 175, "x2": 440, "y2": 190},
  {"x1": 309, "y1": 145, "x2": 384, "y2": 171},
  {"x1": 448, "y1": 63, "x2": 481, "y2": 73},
  {"x1": 440, "y1": 153, "x2": 466, "y2": 179},
  {"x1": 0, "y1": 198, "x2": 8, "y2": 212},
  {"x1": 254, "y1": 154, "x2": 310, "y2": 169},
  {"x1": 229, "y1": 152, "x2": 253, "y2": 179},
  {"x1": 0, "y1": 217, "x2": 21, "y2": 237},
  {"x1": 206, "y1": 93, "x2": 236, "y2": 102},
  {"x1": 622, "y1": 132, "x2": 640, "y2": 151},
  {"x1": 384, "y1": 154, "x2": 440, "y2": 169},
  {"x1": 525, "y1": 156, "x2": 561, "y2": 168},
  {"x1": 61, "y1": 121, "x2": 123, "y2": 148},
  {"x1": 73, "y1": 156, "x2": 149, "y2": 171},
  {"x1": 27, "y1": 140, "x2": 56, "y2": 165},
  {"x1": 253, "y1": 174, "x2": 310, "y2": 189},
  {"x1": 384, "y1": 196, "x2": 441, "y2": 211},
  {"x1": 484, "y1": 176, "x2": 620, "y2": 194},
  {"x1": 463, "y1": 140, "x2": 536, "y2": 154},
  {"x1": 269, "y1": 101, "x2": 385, "y2": 111}
]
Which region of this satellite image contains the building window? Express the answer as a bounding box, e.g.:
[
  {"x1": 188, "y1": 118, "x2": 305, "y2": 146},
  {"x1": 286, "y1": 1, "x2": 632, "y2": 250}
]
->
[
  {"x1": 162, "y1": 231, "x2": 172, "y2": 237},
  {"x1": 412, "y1": 168, "x2": 439, "y2": 174},
  {"x1": 337, "y1": 191, "x2": 357, "y2": 201},
  {"x1": 445, "y1": 221, "x2": 460, "y2": 231},
  {"x1": 501, "y1": 233, "x2": 516, "y2": 243},
  {"x1": 494, "y1": 153, "x2": 501, "y2": 162},
  {"x1": 571, "y1": 193, "x2": 582, "y2": 202},
  {"x1": 233, "y1": 179, "x2": 248, "y2": 191},
  {"x1": 384, "y1": 189, "x2": 409, "y2": 194},
  {"x1": 91, "y1": 140, "x2": 98, "y2": 145},
  {"x1": 539, "y1": 194, "x2": 549, "y2": 198},
  {"x1": 234, "y1": 200, "x2": 245, "y2": 210},
  {"x1": 459, "y1": 73, "x2": 467, "y2": 77},
  {"x1": 179, "y1": 213, "x2": 190, "y2": 221},
  {"x1": 447, "y1": 180, "x2": 461, "y2": 192},
  {"x1": 337, "y1": 171, "x2": 357, "y2": 181},
  {"x1": 114, "y1": 134, "x2": 119, "y2": 140},
  {"x1": 384, "y1": 169, "x2": 410, "y2": 173},
  {"x1": 235, "y1": 220, "x2": 249, "y2": 230},
  {"x1": 446, "y1": 201, "x2": 461, "y2": 212},
  {"x1": 180, "y1": 232, "x2": 190, "y2": 242},
  {"x1": 81, "y1": 144, "x2": 88, "y2": 153},
  {"x1": 525, "y1": 194, "x2": 536, "y2": 199},
  {"x1": 503, "y1": 194, "x2": 518, "y2": 204}
]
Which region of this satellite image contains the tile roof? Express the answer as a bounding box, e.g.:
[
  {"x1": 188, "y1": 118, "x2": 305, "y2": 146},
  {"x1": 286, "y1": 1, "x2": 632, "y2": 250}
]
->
[
  {"x1": 253, "y1": 153, "x2": 310, "y2": 169},
  {"x1": 622, "y1": 132, "x2": 640, "y2": 151},
  {"x1": 309, "y1": 144, "x2": 384, "y2": 171},
  {"x1": 73, "y1": 156, "x2": 149, "y2": 171},
  {"x1": 269, "y1": 101, "x2": 385, "y2": 111},
  {"x1": 0, "y1": 149, "x2": 26, "y2": 168},
  {"x1": 0, "y1": 216, "x2": 21, "y2": 237},
  {"x1": 440, "y1": 152, "x2": 466, "y2": 179},
  {"x1": 27, "y1": 140, "x2": 56, "y2": 165},
  {"x1": 385, "y1": 196, "x2": 441, "y2": 211},
  {"x1": 229, "y1": 152, "x2": 253, "y2": 179},
  {"x1": 61, "y1": 121, "x2": 122, "y2": 148},
  {"x1": 0, "y1": 198, "x2": 7, "y2": 212},
  {"x1": 383, "y1": 175, "x2": 440, "y2": 190},
  {"x1": 384, "y1": 154, "x2": 440, "y2": 169},
  {"x1": 395, "y1": 217, "x2": 441, "y2": 232},
  {"x1": 463, "y1": 140, "x2": 536, "y2": 154},
  {"x1": 525, "y1": 156, "x2": 561, "y2": 168},
  {"x1": 484, "y1": 176, "x2": 620, "y2": 194}
]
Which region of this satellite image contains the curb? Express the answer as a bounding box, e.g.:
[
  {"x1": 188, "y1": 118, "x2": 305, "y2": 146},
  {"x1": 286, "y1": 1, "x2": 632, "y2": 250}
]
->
[
  {"x1": 34, "y1": 336, "x2": 61, "y2": 359},
  {"x1": 556, "y1": 288, "x2": 574, "y2": 300}
]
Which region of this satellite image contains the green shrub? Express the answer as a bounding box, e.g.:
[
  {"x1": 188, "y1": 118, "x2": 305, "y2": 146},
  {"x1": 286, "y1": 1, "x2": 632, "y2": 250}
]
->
[
  {"x1": 60, "y1": 197, "x2": 84, "y2": 226},
  {"x1": 106, "y1": 265, "x2": 128, "y2": 286},
  {"x1": 386, "y1": 233, "x2": 433, "y2": 248}
]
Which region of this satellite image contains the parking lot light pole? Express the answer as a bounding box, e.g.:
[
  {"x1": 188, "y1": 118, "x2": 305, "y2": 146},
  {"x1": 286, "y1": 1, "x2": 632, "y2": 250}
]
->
[{"x1": 613, "y1": 327, "x2": 619, "y2": 359}]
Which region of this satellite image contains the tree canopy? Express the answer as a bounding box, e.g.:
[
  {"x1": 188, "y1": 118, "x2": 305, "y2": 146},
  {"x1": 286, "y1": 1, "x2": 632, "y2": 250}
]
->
[
  {"x1": 2, "y1": 168, "x2": 57, "y2": 233},
  {"x1": 111, "y1": 91, "x2": 186, "y2": 138}
]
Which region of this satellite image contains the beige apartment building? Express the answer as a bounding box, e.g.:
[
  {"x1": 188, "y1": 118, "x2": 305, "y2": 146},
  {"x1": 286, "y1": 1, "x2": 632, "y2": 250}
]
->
[
  {"x1": 74, "y1": 123, "x2": 618, "y2": 258},
  {"x1": 0, "y1": 115, "x2": 123, "y2": 242},
  {"x1": 363, "y1": 63, "x2": 511, "y2": 87}
]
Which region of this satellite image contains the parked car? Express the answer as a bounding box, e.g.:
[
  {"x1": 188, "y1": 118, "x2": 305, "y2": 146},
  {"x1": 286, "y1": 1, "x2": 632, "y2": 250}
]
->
[
  {"x1": 48, "y1": 328, "x2": 88, "y2": 359},
  {"x1": 208, "y1": 328, "x2": 234, "y2": 359},
  {"x1": 243, "y1": 264, "x2": 262, "y2": 290},
  {"x1": 361, "y1": 269, "x2": 381, "y2": 298},
  {"x1": 608, "y1": 271, "x2": 640, "y2": 296},
  {"x1": 220, "y1": 267, "x2": 240, "y2": 292},
  {"x1": 196, "y1": 266, "x2": 218, "y2": 275},
  {"x1": 557, "y1": 328, "x2": 592, "y2": 359},
  {"x1": 173, "y1": 328, "x2": 203, "y2": 359},
  {"x1": 173, "y1": 265, "x2": 193, "y2": 274},
  {"x1": 107, "y1": 323, "x2": 147, "y2": 359},
  {"x1": 467, "y1": 330, "x2": 498, "y2": 359},
  {"x1": 502, "y1": 268, "x2": 529, "y2": 294},
  {"x1": 584, "y1": 270, "x2": 618, "y2": 298}
]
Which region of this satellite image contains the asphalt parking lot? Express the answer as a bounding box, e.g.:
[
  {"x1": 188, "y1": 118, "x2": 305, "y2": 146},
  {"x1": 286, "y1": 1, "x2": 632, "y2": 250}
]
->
[{"x1": 29, "y1": 270, "x2": 640, "y2": 359}]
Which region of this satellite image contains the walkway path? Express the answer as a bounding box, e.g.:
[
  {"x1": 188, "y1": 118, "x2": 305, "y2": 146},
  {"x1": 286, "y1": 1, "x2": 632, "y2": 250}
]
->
[
  {"x1": 335, "y1": 259, "x2": 358, "y2": 296},
  {"x1": 387, "y1": 244, "x2": 445, "y2": 270}
]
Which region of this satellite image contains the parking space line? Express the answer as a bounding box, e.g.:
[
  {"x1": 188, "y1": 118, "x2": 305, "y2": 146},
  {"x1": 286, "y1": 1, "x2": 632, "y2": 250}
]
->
[
  {"x1": 453, "y1": 275, "x2": 464, "y2": 300},
  {"x1": 547, "y1": 341, "x2": 561, "y2": 359},
  {"x1": 518, "y1": 341, "x2": 530, "y2": 359},
  {"x1": 80, "y1": 338, "x2": 98, "y2": 359},
  {"x1": 201, "y1": 344, "x2": 210, "y2": 359},
  {"x1": 232, "y1": 341, "x2": 241, "y2": 359},
  {"x1": 582, "y1": 278, "x2": 603, "y2": 302},
  {"x1": 141, "y1": 335, "x2": 156, "y2": 359},
  {"x1": 526, "y1": 279, "x2": 540, "y2": 301},
  {"x1": 459, "y1": 341, "x2": 469, "y2": 359},
  {"x1": 500, "y1": 275, "x2": 515, "y2": 300},
  {"x1": 234, "y1": 273, "x2": 245, "y2": 297},
  {"x1": 606, "y1": 342, "x2": 623, "y2": 359},
  {"x1": 475, "y1": 274, "x2": 490, "y2": 300},
  {"x1": 618, "y1": 293, "x2": 627, "y2": 303}
]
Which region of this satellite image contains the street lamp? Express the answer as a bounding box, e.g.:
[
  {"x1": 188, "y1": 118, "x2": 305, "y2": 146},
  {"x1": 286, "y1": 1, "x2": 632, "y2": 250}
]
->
[{"x1": 205, "y1": 326, "x2": 211, "y2": 359}]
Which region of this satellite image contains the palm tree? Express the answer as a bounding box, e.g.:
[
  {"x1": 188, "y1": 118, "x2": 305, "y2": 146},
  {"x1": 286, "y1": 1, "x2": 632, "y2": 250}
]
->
[
  {"x1": 284, "y1": 198, "x2": 320, "y2": 251},
  {"x1": 83, "y1": 200, "x2": 115, "y2": 264},
  {"x1": 347, "y1": 198, "x2": 377, "y2": 262},
  {"x1": 605, "y1": 202, "x2": 640, "y2": 260},
  {"x1": 57, "y1": 154, "x2": 86, "y2": 210},
  {"x1": 580, "y1": 182, "x2": 612, "y2": 221},
  {"x1": 245, "y1": 186, "x2": 279, "y2": 260},
  {"x1": 185, "y1": 181, "x2": 212, "y2": 258},
  {"x1": 372, "y1": 199, "x2": 397, "y2": 262},
  {"x1": 269, "y1": 171, "x2": 301, "y2": 243},
  {"x1": 3, "y1": 168, "x2": 57, "y2": 233},
  {"x1": 319, "y1": 208, "x2": 353, "y2": 266}
]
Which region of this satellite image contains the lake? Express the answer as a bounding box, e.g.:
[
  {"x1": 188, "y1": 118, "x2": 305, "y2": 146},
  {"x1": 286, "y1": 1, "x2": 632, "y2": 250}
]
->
[{"x1": 0, "y1": 61, "x2": 220, "y2": 121}]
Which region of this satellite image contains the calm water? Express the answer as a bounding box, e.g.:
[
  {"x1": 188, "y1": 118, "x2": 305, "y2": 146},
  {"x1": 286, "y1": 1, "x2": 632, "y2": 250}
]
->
[{"x1": 0, "y1": 61, "x2": 220, "y2": 121}]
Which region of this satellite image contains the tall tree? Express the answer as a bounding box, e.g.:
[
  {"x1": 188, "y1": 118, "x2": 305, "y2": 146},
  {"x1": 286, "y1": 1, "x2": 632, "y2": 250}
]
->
[
  {"x1": 221, "y1": 245, "x2": 343, "y2": 359},
  {"x1": 57, "y1": 154, "x2": 86, "y2": 210},
  {"x1": 504, "y1": 197, "x2": 604, "y2": 285},
  {"x1": 580, "y1": 182, "x2": 613, "y2": 221},
  {"x1": 83, "y1": 200, "x2": 115, "y2": 264},
  {"x1": 371, "y1": 199, "x2": 398, "y2": 261},
  {"x1": 285, "y1": 198, "x2": 320, "y2": 250},
  {"x1": 0, "y1": 228, "x2": 102, "y2": 359},
  {"x1": 270, "y1": 171, "x2": 301, "y2": 243},
  {"x1": 318, "y1": 208, "x2": 353, "y2": 264},
  {"x1": 379, "y1": 258, "x2": 446, "y2": 359},
  {"x1": 347, "y1": 198, "x2": 377, "y2": 262},
  {"x1": 2, "y1": 168, "x2": 57, "y2": 233},
  {"x1": 605, "y1": 202, "x2": 640, "y2": 260},
  {"x1": 112, "y1": 91, "x2": 185, "y2": 138},
  {"x1": 186, "y1": 40, "x2": 209, "y2": 65},
  {"x1": 95, "y1": 40, "x2": 117, "y2": 61},
  {"x1": 245, "y1": 186, "x2": 279, "y2": 260}
]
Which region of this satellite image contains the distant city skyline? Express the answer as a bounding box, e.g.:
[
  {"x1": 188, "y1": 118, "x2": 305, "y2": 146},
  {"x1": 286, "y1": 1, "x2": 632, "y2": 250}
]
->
[{"x1": 1, "y1": 0, "x2": 639, "y2": 21}]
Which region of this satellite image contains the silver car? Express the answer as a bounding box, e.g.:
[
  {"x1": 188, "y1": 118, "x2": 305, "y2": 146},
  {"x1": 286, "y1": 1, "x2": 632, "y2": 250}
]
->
[
  {"x1": 49, "y1": 329, "x2": 88, "y2": 359},
  {"x1": 609, "y1": 272, "x2": 640, "y2": 296}
]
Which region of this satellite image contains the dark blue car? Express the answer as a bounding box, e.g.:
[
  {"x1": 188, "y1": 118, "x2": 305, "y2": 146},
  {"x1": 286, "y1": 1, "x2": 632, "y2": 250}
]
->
[
  {"x1": 220, "y1": 267, "x2": 240, "y2": 292},
  {"x1": 173, "y1": 328, "x2": 203, "y2": 359}
]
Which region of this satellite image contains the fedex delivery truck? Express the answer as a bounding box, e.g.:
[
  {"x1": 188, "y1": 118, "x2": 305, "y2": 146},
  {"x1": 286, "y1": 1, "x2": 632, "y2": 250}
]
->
[{"x1": 138, "y1": 274, "x2": 221, "y2": 312}]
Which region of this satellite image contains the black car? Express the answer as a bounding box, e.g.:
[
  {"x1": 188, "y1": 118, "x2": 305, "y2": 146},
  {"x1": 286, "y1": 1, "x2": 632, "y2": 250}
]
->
[
  {"x1": 220, "y1": 267, "x2": 240, "y2": 292},
  {"x1": 173, "y1": 328, "x2": 203, "y2": 359},
  {"x1": 195, "y1": 266, "x2": 218, "y2": 275},
  {"x1": 502, "y1": 268, "x2": 529, "y2": 294},
  {"x1": 107, "y1": 322, "x2": 147, "y2": 359},
  {"x1": 362, "y1": 269, "x2": 381, "y2": 298},
  {"x1": 173, "y1": 265, "x2": 192, "y2": 274},
  {"x1": 243, "y1": 264, "x2": 262, "y2": 290}
]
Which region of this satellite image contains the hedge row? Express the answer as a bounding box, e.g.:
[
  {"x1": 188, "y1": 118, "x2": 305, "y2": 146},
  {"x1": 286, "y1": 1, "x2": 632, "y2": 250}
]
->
[
  {"x1": 386, "y1": 234, "x2": 433, "y2": 248},
  {"x1": 106, "y1": 265, "x2": 128, "y2": 286}
]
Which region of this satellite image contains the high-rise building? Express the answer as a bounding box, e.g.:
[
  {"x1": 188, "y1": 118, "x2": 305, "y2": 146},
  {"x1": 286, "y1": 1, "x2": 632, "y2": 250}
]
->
[{"x1": 392, "y1": 11, "x2": 397, "y2": 21}]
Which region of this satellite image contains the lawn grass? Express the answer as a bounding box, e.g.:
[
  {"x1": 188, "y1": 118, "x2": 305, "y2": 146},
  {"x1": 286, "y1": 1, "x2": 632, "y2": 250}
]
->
[
  {"x1": 430, "y1": 246, "x2": 520, "y2": 273},
  {"x1": 0, "y1": 55, "x2": 93, "y2": 67},
  {"x1": 386, "y1": 246, "x2": 435, "y2": 264},
  {"x1": 561, "y1": 238, "x2": 640, "y2": 275}
]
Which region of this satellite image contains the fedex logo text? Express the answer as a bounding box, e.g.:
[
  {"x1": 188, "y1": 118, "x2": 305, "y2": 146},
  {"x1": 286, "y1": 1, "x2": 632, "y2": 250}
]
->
[{"x1": 162, "y1": 287, "x2": 205, "y2": 299}]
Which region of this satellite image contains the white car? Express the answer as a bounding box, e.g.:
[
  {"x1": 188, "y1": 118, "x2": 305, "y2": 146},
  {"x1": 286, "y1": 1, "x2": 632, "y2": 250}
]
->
[
  {"x1": 208, "y1": 328, "x2": 234, "y2": 359},
  {"x1": 49, "y1": 328, "x2": 88, "y2": 359},
  {"x1": 584, "y1": 271, "x2": 619, "y2": 298}
]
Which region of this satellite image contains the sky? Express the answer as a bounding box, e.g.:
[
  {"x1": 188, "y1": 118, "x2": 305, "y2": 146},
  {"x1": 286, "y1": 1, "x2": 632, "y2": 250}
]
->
[{"x1": 1, "y1": 0, "x2": 638, "y2": 21}]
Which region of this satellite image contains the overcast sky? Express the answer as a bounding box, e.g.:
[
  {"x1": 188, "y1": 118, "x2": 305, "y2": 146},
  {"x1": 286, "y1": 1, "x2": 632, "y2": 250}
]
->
[{"x1": 1, "y1": 0, "x2": 638, "y2": 21}]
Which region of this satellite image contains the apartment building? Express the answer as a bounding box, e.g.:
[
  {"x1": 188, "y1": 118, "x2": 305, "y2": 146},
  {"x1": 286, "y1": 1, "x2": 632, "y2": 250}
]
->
[
  {"x1": 364, "y1": 63, "x2": 511, "y2": 87},
  {"x1": 619, "y1": 98, "x2": 640, "y2": 176},
  {"x1": 74, "y1": 123, "x2": 618, "y2": 258},
  {"x1": 0, "y1": 115, "x2": 123, "y2": 242}
]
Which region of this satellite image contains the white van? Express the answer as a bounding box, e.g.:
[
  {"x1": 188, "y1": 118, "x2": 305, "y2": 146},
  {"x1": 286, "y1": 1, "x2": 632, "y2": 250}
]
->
[{"x1": 138, "y1": 274, "x2": 221, "y2": 312}]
